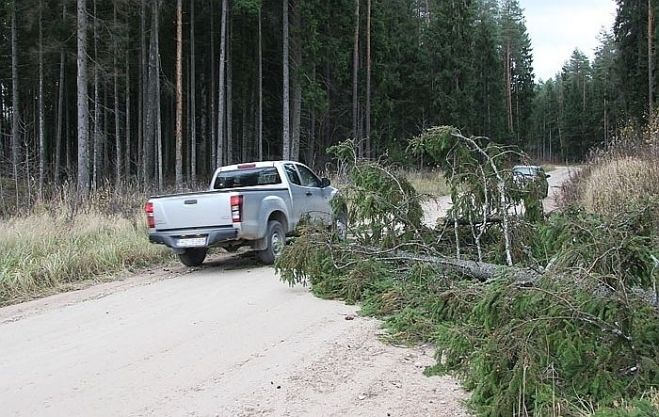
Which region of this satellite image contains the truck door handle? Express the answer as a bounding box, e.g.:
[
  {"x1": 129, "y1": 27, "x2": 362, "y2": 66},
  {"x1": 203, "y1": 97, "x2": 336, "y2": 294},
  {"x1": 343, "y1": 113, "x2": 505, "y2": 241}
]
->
[{"x1": 306, "y1": 192, "x2": 313, "y2": 196}]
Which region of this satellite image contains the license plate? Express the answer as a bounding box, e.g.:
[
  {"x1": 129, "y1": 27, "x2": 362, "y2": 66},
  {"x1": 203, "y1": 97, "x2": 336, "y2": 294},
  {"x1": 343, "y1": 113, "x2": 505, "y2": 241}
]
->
[{"x1": 177, "y1": 237, "x2": 207, "y2": 248}]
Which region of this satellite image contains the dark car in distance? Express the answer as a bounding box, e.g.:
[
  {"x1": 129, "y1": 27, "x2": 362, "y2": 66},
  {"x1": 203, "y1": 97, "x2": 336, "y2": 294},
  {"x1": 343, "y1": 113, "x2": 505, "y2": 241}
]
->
[{"x1": 512, "y1": 165, "x2": 550, "y2": 198}]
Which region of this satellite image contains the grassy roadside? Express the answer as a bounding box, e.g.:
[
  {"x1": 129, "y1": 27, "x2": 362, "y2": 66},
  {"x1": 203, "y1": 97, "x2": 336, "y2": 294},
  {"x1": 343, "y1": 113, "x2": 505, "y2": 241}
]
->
[
  {"x1": 0, "y1": 206, "x2": 172, "y2": 306},
  {"x1": 0, "y1": 169, "x2": 445, "y2": 307}
]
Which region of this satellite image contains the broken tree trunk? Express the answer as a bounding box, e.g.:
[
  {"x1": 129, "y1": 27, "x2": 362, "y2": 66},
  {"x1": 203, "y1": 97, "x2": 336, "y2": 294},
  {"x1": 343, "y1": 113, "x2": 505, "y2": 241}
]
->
[{"x1": 364, "y1": 248, "x2": 540, "y2": 283}]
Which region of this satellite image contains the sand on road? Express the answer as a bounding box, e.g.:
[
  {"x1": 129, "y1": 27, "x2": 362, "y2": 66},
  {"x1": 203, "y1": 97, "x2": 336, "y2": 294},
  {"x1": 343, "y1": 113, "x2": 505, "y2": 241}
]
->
[{"x1": 0, "y1": 254, "x2": 469, "y2": 417}]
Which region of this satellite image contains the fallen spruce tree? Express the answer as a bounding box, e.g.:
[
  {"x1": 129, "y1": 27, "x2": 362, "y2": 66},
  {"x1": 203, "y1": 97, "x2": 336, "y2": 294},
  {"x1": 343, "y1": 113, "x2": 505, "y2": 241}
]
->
[{"x1": 276, "y1": 128, "x2": 659, "y2": 417}]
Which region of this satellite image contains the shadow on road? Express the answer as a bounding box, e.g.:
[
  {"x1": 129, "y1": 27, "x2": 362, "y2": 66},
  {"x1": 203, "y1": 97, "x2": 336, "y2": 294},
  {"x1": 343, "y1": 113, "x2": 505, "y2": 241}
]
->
[{"x1": 198, "y1": 250, "x2": 268, "y2": 271}]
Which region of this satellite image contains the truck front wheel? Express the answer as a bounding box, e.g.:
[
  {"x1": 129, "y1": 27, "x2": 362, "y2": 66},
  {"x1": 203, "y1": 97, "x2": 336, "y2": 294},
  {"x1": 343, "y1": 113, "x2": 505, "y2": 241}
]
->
[
  {"x1": 178, "y1": 248, "x2": 208, "y2": 267},
  {"x1": 258, "y1": 220, "x2": 285, "y2": 264}
]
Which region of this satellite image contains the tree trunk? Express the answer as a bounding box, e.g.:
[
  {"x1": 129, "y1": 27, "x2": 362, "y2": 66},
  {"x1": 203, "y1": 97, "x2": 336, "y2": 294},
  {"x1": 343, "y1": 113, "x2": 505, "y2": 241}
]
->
[
  {"x1": 200, "y1": 79, "x2": 208, "y2": 176},
  {"x1": 186, "y1": 54, "x2": 191, "y2": 182},
  {"x1": 11, "y1": 0, "x2": 21, "y2": 204},
  {"x1": 92, "y1": 0, "x2": 100, "y2": 190},
  {"x1": 505, "y1": 41, "x2": 514, "y2": 133},
  {"x1": 26, "y1": 108, "x2": 32, "y2": 204},
  {"x1": 139, "y1": 0, "x2": 147, "y2": 184},
  {"x1": 558, "y1": 81, "x2": 565, "y2": 160},
  {"x1": 604, "y1": 97, "x2": 608, "y2": 146},
  {"x1": 190, "y1": 0, "x2": 197, "y2": 183},
  {"x1": 306, "y1": 66, "x2": 316, "y2": 165},
  {"x1": 175, "y1": 0, "x2": 184, "y2": 190},
  {"x1": 77, "y1": 0, "x2": 90, "y2": 198},
  {"x1": 365, "y1": 0, "x2": 371, "y2": 158},
  {"x1": 155, "y1": 3, "x2": 163, "y2": 190},
  {"x1": 309, "y1": 102, "x2": 316, "y2": 165},
  {"x1": 200, "y1": 78, "x2": 208, "y2": 176},
  {"x1": 0, "y1": 92, "x2": 3, "y2": 208},
  {"x1": 352, "y1": 0, "x2": 360, "y2": 151},
  {"x1": 290, "y1": 82, "x2": 301, "y2": 162},
  {"x1": 157, "y1": 90, "x2": 163, "y2": 190},
  {"x1": 38, "y1": 1, "x2": 46, "y2": 200},
  {"x1": 0, "y1": 92, "x2": 2, "y2": 167},
  {"x1": 324, "y1": 60, "x2": 331, "y2": 162},
  {"x1": 257, "y1": 7, "x2": 263, "y2": 161},
  {"x1": 125, "y1": 49, "x2": 131, "y2": 178},
  {"x1": 282, "y1": 0, "x2": 291, "y2": 160},
  {"x1": 144, "y1": 0, "x2": 159, "y2": 186},
  {"x1": 66, "y1": 76, "x2": 72, "y2": 176},
  {"x1": 114, "y1": 2, "x2": 122, "y2": 190},
  {"x1": 380, "y1": 249, "x2": 537, "y2": 283},
  {"x1": 55, "y1": 0, "x2": 66, "y2": 185},
  {"x1": 242, "y1": 97, "x2": 248, "y2": 162},
  {"x1": 290, "y1": 0, "x2": 302, "y2": 162},
  {"x1": 424, "y1": 0, "x2": 431, "y2": 24},
  {"x1": 210, "y1": 2, "x2": 216, "y2": 171},
  {"x1": 649, "y1": 0, "x2": 655, "y2": 111},
  {"x1": 104, "y1": 87, "x2": 110, "y2": 177},
  {"x1": 217, "y1": 0, "x2": 228, "y2": 167},
  {"x1": 227, "y1": 15, "x2": 233, "y2": 164}
]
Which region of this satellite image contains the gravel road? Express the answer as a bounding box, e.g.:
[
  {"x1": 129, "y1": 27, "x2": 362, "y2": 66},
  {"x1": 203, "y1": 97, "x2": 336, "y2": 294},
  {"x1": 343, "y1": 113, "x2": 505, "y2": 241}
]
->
[{"x1": 0, "y1": 254, "x2": 468, "y2": 417}]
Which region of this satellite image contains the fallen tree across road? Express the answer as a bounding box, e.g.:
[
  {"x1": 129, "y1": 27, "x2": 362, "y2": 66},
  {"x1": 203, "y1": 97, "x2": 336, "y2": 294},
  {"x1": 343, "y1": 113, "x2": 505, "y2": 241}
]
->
[{"x1": 277, "y1": 132, "x2": 659, "y2": 417}]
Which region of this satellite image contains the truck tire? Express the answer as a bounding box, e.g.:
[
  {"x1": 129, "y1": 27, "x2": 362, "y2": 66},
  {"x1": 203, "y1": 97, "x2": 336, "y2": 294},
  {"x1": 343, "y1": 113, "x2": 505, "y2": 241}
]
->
[
  {"x1": 178, "y1": 248, "x2": 208, "y2": 267},
  {"x1": 258, "y1": 220, "x2": 285, "y2": 264}
]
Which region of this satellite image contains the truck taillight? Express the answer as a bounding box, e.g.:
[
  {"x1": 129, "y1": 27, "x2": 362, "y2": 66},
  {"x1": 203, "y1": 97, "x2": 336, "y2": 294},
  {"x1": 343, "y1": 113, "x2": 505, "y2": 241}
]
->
[
  {"x1": 230, "y1": 195, "x2": 243, "y2": 223},
  {"x1": 144, "y1": 201, "x2": 155, "y2": 229}
]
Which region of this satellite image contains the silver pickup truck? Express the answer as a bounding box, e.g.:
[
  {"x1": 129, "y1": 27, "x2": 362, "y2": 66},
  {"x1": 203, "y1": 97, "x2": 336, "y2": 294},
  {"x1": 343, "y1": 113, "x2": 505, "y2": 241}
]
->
[{"x1": 145, "y1": 161, "x2": 343, "y2": 267}]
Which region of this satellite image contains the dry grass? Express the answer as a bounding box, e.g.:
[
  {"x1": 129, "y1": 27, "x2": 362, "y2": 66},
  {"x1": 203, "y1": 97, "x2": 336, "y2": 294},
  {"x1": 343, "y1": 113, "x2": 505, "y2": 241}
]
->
[
  {"x1": 576, "y1": 389, "x2": 659, "y2": 416},
  {"x1": 561, "y1": 113, "x2": 659, "y2": 216},
  {"x1": 541, "y1": 163, "x2": 557, "y2": 173},
  {"x1": 401, "y1": 170, "x2": 450, "y2": 197},
  {"x1": 330, "y1": 168, "x2": 450, "y2": 198},
  {"x1": 0, "y1": 192, "x2": 172, "y2": 305},
  {"x1": 579, "y1": 157, "x2": 659, "y2": 214}
]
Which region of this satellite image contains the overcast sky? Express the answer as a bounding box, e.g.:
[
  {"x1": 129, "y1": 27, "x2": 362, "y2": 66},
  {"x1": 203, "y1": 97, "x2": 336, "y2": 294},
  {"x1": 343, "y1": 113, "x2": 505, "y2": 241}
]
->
[{"x1": 521, "y1": 0, "x2": 618, "y2": 81}]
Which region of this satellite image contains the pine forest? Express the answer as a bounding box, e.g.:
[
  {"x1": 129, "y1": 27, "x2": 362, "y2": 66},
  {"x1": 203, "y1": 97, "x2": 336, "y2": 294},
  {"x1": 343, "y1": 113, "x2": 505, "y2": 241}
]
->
[{"x1": 0, "y1": 0, "x2": 655, "y2": 200}]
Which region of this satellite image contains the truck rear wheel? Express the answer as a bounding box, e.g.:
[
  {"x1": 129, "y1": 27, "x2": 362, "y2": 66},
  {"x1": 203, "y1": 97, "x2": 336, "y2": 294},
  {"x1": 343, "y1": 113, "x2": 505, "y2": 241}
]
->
[
  {"x1": 258, "y1": 220, "x2": 285, "y2": 264},
  {"x1": 178, "y1": 248, "x2": 208, "y2": 267}
]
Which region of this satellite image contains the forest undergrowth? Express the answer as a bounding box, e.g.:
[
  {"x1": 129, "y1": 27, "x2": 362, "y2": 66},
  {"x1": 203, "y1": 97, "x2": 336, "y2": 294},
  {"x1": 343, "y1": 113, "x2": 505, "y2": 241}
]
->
[{"x1": 276, "y1": 127, "x2": 659, "y2": 417}]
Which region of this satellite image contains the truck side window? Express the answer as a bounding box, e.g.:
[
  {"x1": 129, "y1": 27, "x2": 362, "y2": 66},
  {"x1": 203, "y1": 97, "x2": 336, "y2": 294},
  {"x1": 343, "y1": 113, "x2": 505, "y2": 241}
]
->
[
  {"x1": 284, "y1": 164, "x2": 301, "y2": 185},
  {"x1": 297, "y1": 165, "x2": 321, "y2": 188}
]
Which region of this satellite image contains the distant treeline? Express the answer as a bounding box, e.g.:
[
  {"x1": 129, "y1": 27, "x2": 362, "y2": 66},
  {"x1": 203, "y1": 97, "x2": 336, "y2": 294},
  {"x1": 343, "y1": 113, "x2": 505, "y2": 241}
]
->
[{"x1": 531, "y1": 1, "x2": 659, "y2": 162}]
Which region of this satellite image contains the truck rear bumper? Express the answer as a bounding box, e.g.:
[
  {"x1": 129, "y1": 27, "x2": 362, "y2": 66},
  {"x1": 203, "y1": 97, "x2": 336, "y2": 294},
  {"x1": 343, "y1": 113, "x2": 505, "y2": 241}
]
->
[{"x1": 149, "y1": 226, "x2": 239, "y2": 253}]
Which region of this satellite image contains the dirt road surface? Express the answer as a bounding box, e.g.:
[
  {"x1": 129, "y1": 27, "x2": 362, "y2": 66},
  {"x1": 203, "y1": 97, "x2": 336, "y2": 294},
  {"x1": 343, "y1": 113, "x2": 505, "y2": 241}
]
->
[
  {"x1": 422, "y1": 165, "x2": 578, "y2": 225},
  {"x1": 0, "y1": 255, "x2": 468, "y2": 417}
]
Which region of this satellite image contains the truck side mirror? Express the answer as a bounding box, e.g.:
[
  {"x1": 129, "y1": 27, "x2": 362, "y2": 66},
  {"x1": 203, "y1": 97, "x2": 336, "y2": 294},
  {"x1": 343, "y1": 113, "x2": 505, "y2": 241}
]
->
[{"x1": 320, "y1": 177, "x2": 331, "y2": 188}]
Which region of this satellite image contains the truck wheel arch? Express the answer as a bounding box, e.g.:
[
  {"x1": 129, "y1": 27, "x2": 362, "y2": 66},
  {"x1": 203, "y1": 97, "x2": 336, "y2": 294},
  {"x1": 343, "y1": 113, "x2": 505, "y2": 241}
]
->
[
  {"x1": 252, "y1": 210, "x2": 289, "y2": 252},
  {"x1": 268, "y1": 210, "x2": 288, "y2": 234}
]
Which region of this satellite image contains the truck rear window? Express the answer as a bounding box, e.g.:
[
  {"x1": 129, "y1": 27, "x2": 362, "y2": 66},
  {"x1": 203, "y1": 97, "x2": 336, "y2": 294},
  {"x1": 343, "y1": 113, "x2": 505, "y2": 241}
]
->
[{"x1": 213, "y1": 167, "x2": 282, "y2": 189}]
